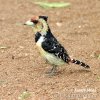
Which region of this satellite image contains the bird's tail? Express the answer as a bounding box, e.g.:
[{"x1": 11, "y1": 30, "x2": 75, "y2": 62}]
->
[{"x1": 69, "y1": 58, "x2": 90, "y2": 68}]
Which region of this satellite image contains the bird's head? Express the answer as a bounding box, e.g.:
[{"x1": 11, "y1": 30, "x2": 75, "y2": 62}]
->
[{"x1": 24, "y1": 16, "x2": 48, "y2": 33}]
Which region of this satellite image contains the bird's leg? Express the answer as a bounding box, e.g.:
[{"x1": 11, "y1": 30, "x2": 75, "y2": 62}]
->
[
  {"x1": 51, "y1": 65, "x2": 57, "y2": 73},
  {"x1": 45, "y1": 65, "x2": 58, "y2": 76},
  {"x1": 45, "y1": 59, "x2": 49, "y2": 64}
]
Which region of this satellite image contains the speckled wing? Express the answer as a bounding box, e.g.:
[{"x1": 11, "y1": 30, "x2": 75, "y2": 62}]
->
[{"x1": 42, "y1": 37, "x2": 70, "y2": 63}]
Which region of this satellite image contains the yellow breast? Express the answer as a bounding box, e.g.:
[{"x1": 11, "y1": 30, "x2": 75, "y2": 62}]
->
[{"x1": 35, "y1": 36, "x2": 65, "y2": 66}]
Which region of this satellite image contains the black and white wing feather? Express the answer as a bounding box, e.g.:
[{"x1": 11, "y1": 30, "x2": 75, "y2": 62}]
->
[{"x1": 42, "y1": 37, "x2": 70, "y2": 63}]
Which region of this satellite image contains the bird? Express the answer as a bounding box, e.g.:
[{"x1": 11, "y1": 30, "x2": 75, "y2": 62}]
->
[{"x1": 24, "y1": 16, "x2": 90, "y2": 75}]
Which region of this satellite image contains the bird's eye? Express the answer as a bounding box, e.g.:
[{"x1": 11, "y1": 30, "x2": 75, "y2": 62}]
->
[
  {"x1": 31, "y1": 19, "x2": 38, "y2": 24},
  {"x1": 33, "y1": 20, "x2": 38, "y2": 24}
]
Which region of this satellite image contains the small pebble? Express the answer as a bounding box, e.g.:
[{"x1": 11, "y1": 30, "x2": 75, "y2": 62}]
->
[{"x1": 56, "y1": 22, "x2": 62, "y2": 27}]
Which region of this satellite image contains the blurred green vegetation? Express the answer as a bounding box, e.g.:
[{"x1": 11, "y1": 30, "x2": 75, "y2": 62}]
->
[
  {"x1": 32, "y1": 0, "x2": 71, "y2": 9},
  {"x1": 34, "y1": 2, "x2": 70, "y2": 8},
  {"x1": 18, "y1": 91, "x2": 31, "y2": 100}
]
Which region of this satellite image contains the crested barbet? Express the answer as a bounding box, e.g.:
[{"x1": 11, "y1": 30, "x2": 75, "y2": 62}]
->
[{"x1": 24, "y1": 16, "x2": 90, "y2": 75}]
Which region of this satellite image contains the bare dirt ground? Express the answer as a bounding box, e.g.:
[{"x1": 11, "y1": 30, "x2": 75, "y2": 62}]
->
[{"x1": 0, "y1": 0, "x2": 100, "y2": 100}]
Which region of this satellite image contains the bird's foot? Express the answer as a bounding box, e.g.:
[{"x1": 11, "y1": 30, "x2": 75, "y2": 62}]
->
[{"x1": 45, "y1": 66, "x2": 58, "y2": 76}]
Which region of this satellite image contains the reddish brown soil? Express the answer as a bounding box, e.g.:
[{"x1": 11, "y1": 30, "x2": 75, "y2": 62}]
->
[{"x1": 0, "y1": 0, "x2": 100, "y2": 100}]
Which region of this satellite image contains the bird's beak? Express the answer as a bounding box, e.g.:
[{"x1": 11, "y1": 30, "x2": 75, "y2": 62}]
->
[{"x1": 24, "y1": 20, "x2": 34, "y2": 26}]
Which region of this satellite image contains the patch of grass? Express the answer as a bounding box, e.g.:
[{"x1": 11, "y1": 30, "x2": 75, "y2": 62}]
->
[
  {"x1": 91, "y1": 50, "x2": 100, "y2": 59},
  {"x1": 97, "y1": 76, "x2": 100, "y2": 80},
  {"x1": 34, "y1": 2, "x2": 71, "y2": 8},
  {"x1": 18, "y1": 91, "x2": 31, "y2": 100},
  {"x1": 0, "y1": 46, "x2": 10, "y2": 49},
  {"x1": 0, "y1": 80, "x2": 7, "y2": 85},
  {"x1": 33, "y1": 0, "x2": 47, "y2": 1}
]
